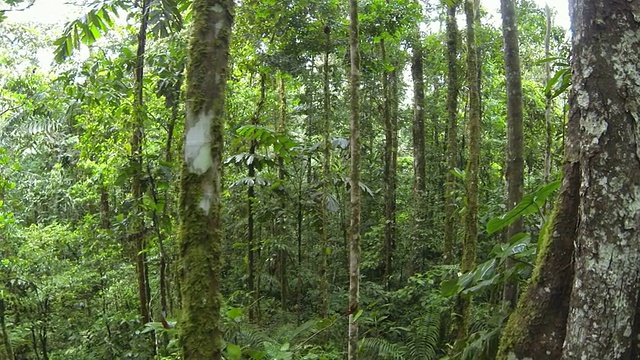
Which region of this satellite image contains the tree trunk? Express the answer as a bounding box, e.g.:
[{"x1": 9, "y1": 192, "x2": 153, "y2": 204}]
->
[
  {"x1": 410, "y1": 2, "x2": 426, "y2": 274},
  {"x1": 500, "y1": 0, "x2": 524, "y2": 309},
  {"x1": 497, "y1": 134, "x2": 578, "y2": 359},
  {"x1": 455, "y1": 0, "x2": 480, "y2": 342},
  {"x1": 320, "y1": 24, "x2": 331, "y2": 319},
  {"x1": 277, "y1": 73, "x2": 288, "y2": 311},
  {"x1": 543, "y1": 4, "x2": 552, "y2": 185},
  {"x1": 381, "y1": 35, "x2": 396, "y2": 287},
  {"x1": 347, "y1": 0, "x2": 361, "y2": 357},
  {"x1": 131, "y1": 0, "x2": 151, "y2": 326},
  {"x1": 561, "y1": 0, "x2": 640, "y2": 357},
  {"x1": 0, "y1": 299, "x2": 14, "y2": 360},
  {"x1": 443, "y1": 0, "x2": 459, "y2": 264},
  {"x1": 499, "y1": 0, "x2": 640, "y2": 358},
  {"x1": 178, "y1": 0, "x2": 233, "y2": 358},
  {"x1": 247, "y1": 73, "x2": 266, "y2": 322}
]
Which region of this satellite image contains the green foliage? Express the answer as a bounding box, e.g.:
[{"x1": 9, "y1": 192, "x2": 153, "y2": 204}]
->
[
  {"x1": 53, "y1": 2, "x2": 119, "y2": 62},
  {"x1": 0, "y1": 0, "x2": 571, "y2": 357},
  {"x1": 486, "y1": 180, "x2": 560, "y2": 235}
]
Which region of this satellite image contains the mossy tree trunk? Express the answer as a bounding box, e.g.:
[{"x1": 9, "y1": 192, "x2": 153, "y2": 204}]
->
[
  {"x1": 0, "y1": 299, "x2": 14, "y2": 360},
  {"x1": 247, "y1": 73, "x2": 266, "y2": 322},
  {"x1": 543, "y1": 4, "x2": 552, "y2": 185},
  {"x1": 410, "y1": 0, "x2": 426, "y2": 273},
  {"x1": 277, "y1": 73, "x2": 288, "y2": 311},
  {"x1": 131, "y1": 0, "x2": 151, "y2": 327},
  {"x1": 347, "y1": 0, "x2": 361, "y2": 357},
  {"x1": 499, "y1": 0, "x2": 640, "y2": 358},
  {"x1": 443, "y1": 0, "x2": 459, "y2": 264},
  {"x1": 455, "y1": 0, "x2": 480, "y2": 342},
  {"x1": 500, "y1": 0, "x2": 524, "y2": 309},
  {"x1": 561, "y1": 0, "x2": 640, "y2": 357},
  {"x1": 381, "y1": 29, "x2": 397, "y2": 287},
  {"x1": 178, "y1": 0, "x2": 233, "y2": 358},
  {"x1": 320, "y1": 24, "x2": 331, "y2": 319}
]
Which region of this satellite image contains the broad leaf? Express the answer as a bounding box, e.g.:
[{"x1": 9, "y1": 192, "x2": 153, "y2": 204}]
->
[{"x1": 486, "y1": 180, "x2": 561, "y2": 235}]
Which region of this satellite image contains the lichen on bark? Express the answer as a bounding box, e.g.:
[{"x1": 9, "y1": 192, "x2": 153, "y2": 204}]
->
[{"x1": 178, "y1": 0, "x2": 234, "y2": 359}]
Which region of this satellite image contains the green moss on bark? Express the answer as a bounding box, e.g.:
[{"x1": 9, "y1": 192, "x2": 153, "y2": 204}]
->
[
  {"x1": 497, "y1": 160, "x2": 579, "y2": 359},
  {"x1": 178, "y1": 1, "x2": 233, "y2": 359}
]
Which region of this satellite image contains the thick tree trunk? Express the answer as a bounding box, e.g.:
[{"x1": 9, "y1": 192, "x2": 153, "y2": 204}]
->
[
  {"x1": 500, "y1": 0, "x2": 524, "y2": 309},
  {"x1": 443, "y1": 0, "x2": 459, "y2": 264},
  {"x1": 178, "y1": 0, "x2": 233, "y2": 358},
  {"x1": 499, "y1": 0, "x2": 640, "y2": 358},
  {"x1": 497, "y1": 135, "x2": 578, "y2": 359},
  {"x1": 347, "y1": 0, "x2": 361, "y2": 357},
  {"x1": 561, "y1": 0, "x2": 640, "y2": 358}
]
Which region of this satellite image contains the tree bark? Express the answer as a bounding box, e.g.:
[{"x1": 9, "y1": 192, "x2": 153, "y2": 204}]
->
[
  {"x1": 500, "y1": 0, "x2": 524, "y2": 309},
  {"x1": 0, "y1": 298, "x2": 14, "y2": 360},
  {"x1": 247, "y1": 73, "x2": 266, "y2": 322},
  {"x1": 277, "y1": 73, "x2": 288, "y2": 311},
  {"x1": 131, "y1": 0, "x2": 151, "y2": 326},
  {"x1": 320, "y1": 24, "x2": 331, "y2": 319},
  {"x1": 562, "y1": 0, "x2": 640, "y2": 357},
  {"x1": 178, "y1": 0, "x2": 233, "y2": 358},
  {"x1": 499, "y1": 0, "x2": 640, "y2": 358},
  {"x1": 381, "y1": 34, "x2": 396, "y2": 287},
  {"x1": 543, "y1": 4, "x2": 552, "y2": 185},
  {"x1": 443, "y1": 0, "x2": 459, "y2": 264},
  {"x1": 455, "y1": 0, "x2": 480, "y2": 342},
  {"x1": 348, "y1": 0, "x2": 361, "y2": 357}
]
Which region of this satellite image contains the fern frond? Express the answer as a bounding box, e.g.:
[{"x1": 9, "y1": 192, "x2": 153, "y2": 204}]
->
[
  {"x1": 407, "y1": 314, "x2": 441, "y2": 360},
  {"x1": 359, "y1": 337, "x2": 406, "y2": 360}
]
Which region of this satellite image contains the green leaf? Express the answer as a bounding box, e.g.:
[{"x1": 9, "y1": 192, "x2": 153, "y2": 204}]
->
[
  {"x1": 353, "y1": 309, "x2": 364, "y2": 322},
  {"x1": 440, "y1": 278, "x2": 459, "y2": 297},
  {"x1": 225, "y1": 343, "x2": 242, "y2": 360},
  {"x1": 226, "y1": 307, "x2": 244, "y2": 320},
  {"x1": 486, "y1": 180, "x2": 561, "y2": 235}
]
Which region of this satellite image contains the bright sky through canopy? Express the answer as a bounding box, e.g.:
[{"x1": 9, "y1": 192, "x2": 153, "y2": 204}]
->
[{"x1": 7, "y1": 0, "x2": 570, "y2": 29}]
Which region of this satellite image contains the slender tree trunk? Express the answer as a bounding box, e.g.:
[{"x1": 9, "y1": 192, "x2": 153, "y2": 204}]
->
[
  {"x1": 131, "y1": 0, "x2": 152, "y2": 326},
  {"x1": 543, "y1": 5, "x2": 552, "y2": 185},
  {"x1": 347, "y1": 0, "x2": 361, "y2": 357},
  {"x1": 178, "y1": 0, "x2": 233, "y2": 358},
  {"x1": 455, "y1": 0, "x2": 480, "y2": 342},
  {"x1": 0, "y1": 299, "x2": 14, "y2": 360},
  {"x1": 381, "y1": 35, "x2": 395, "y2": 287},
  {"x1": 500, "y1": 0, "x2": 524, "y2": 309},
  {"x1": 443, "y1": 0, "x2": 459, "y2": 264},
  {"x1": 99, "y1": 185, "x2": 110, "y2": 230},
  {"x1": 410, "y1": 3, "x2": 426, "y2": 274},
  {"x1": 389, "y1": 64, "x2": 398, "y2": 283},
  {"x1": 247, "y1": 73, "x2": 266, "y2": 322},
  {"x1": 320, "y1": 24, "x2": 331, "y2": 319},
  {"x1": 277, "y1": 73, "x2": 288, "y2": 311},
  {"x1": 411, "y1": 5, "x2": 425, "y2": 206}
]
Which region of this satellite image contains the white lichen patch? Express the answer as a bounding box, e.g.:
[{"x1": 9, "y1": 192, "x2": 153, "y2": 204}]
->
[
  {"x1": 199, "y1": 177, "x2": 214, "y2": 214},
  {"x1": 185, "y1": 109, "x2": 213, "y2": 176},
  {"x1": 581, "y1": 111, "x2": 608, "y2": 147}
]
